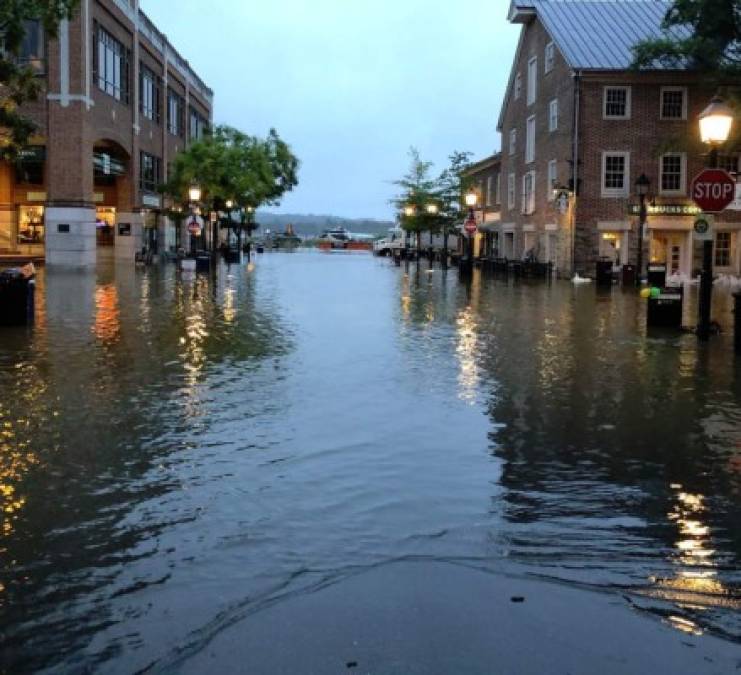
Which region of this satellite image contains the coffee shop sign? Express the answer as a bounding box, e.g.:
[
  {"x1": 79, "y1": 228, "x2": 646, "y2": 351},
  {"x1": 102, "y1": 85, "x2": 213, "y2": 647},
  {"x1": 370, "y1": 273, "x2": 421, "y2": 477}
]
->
[{"x1": 627, "y1": 203, "x2": 701, "y2": 216}]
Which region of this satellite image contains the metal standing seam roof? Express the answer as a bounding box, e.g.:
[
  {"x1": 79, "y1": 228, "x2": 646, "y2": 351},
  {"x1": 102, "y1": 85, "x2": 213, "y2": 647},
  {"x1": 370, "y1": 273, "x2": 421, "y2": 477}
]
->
[{"x1": 532, "y1": 0, "x2": 692, "y2": 70}]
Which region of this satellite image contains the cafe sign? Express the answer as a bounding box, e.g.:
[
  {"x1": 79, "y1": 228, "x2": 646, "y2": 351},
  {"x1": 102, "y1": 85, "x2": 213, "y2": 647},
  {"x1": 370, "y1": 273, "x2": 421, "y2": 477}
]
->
[{"x1": 627, "y1": 203, "x2": 701, "y2": 217}]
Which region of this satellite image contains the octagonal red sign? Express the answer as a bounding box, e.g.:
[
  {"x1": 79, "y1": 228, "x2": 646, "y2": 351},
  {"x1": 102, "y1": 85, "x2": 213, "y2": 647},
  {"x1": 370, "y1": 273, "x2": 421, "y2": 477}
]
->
[{"x1": 691, "y1": 169, "x2": 736, "y2": 213}]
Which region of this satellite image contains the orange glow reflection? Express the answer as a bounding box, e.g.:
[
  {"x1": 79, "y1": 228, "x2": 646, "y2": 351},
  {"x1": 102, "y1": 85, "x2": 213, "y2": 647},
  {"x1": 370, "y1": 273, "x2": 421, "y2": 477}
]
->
[{"x1": 92, "y1": 285, "x2": 121, "y2": 345}]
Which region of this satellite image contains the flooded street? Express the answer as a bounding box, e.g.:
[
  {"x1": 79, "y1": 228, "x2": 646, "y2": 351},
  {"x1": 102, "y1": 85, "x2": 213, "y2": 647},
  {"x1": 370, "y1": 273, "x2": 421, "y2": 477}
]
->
[{"x1": 1, "y1": 251, "x2": 740, "y2": 672}]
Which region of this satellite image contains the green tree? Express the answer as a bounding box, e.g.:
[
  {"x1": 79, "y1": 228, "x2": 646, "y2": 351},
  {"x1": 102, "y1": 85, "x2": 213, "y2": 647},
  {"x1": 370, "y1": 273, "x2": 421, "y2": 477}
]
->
[
  {"x1": 436, "y1": 150, "x2": 473, "y2": 262},
  {"x1": 162, "y1": 125, "x2": 299, "y2": 251},
  {"x1": 1, "y1": 1, "x2": 79, "y2": 158},
  {"x1": 632, "y1": 0, "x2": 740, "y2": 77},
  {"x1": 391, "y1": 147, "x2": 438, "y2": 253}
]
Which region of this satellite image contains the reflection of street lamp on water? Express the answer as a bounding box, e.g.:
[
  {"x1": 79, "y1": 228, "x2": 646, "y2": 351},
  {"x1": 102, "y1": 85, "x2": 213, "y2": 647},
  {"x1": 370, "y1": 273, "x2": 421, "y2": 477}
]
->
[
  {"x1": 696, "y1": 95, "x2": 733, "y2": 341},
  {"x1": 634, "y1": 173, "x2": 650, "y2": 287}
]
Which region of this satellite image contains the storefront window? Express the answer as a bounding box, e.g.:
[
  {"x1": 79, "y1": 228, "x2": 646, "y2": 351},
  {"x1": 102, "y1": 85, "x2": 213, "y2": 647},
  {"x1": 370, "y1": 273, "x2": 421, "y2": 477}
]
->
[
  {"x1": 17, "y1": 205, "x2": 45, "y2": 253},
  {"x1": 96, "y1": 207, "x2": 116, "y2": 246}
]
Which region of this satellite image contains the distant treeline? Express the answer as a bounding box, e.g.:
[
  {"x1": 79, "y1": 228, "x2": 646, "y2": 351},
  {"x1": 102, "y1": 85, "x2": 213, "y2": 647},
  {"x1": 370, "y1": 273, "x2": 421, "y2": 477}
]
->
[{"x1": 255, "y1": 212, "x2": 394, "y2": 237}]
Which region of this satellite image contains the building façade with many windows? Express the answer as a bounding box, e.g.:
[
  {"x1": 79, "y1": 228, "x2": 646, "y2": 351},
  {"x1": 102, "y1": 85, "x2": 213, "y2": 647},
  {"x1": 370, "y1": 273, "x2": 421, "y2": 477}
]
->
[
  {"x1": 491, "y1": 0, "x2": 740, "y2": 279},
  {"x1": 0, "y1": 0, "x2": 213, "y2": 265}
]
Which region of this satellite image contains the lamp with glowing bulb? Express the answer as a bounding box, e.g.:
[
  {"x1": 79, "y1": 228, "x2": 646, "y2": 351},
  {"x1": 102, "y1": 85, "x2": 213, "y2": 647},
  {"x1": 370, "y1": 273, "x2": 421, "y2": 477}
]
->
[{"x1": 696, "y1": 94, "x2": 734, "y2": 341}]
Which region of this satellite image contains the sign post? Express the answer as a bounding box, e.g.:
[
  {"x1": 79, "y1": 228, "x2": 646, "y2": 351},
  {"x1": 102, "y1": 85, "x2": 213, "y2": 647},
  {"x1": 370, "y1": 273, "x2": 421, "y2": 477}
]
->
[{"x1": 690, "y1": 169, "x2": 735, "y2": 340}]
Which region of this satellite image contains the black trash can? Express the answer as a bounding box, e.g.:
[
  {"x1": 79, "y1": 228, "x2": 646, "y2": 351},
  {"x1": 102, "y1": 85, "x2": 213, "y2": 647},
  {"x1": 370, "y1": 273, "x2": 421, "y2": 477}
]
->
[
  {"x1": 647, "y1": 286, "x2": 683, "y2": 329},
  {"x1": 195, "y1": 254, "x2": 211, "y2": 272},
  {"x1": 0, "y1": 270, "x2": 35, "y2": 326},
  {"x1": 224, "y1": 249, "x2": 241, "y2": 264},
  {"x1": 621, "y1": 264, "x2": 635, "y2": 286},
  {"x1": 595, "y1": 259, "x2": 614, "y2": 287},
  {"x1": 647, "y1": 264, "x2": 667, "y2": 288}
]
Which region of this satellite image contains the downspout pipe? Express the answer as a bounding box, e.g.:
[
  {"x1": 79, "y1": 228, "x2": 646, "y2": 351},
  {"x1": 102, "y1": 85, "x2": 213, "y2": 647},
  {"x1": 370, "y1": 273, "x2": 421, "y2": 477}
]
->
[{"x1": 571, "y1": 70, "x2": 581, "y2": 276}]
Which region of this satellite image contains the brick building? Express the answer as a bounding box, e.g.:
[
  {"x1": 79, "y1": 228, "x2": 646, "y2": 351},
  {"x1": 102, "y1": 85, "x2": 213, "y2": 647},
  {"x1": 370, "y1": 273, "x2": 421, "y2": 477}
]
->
[
  {"x1": 1, "y1": 0, "x2": 213, "y2": 266},
  {"x1": 463, "y1": 153, "x2": 502, "y2": 258},
  {"x1": 497, "y1": 0, "x2": 740, "y2": 278}
]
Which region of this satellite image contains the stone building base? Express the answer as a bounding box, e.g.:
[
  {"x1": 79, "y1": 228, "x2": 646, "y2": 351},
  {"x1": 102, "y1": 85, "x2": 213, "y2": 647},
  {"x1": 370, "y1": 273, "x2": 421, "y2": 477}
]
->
[
  {"x1": 45, "y1": 206, "x2": 97, "y2": 267},
  {"x1": 114, "y1": 213, "x2": 144, "y2": 261}
]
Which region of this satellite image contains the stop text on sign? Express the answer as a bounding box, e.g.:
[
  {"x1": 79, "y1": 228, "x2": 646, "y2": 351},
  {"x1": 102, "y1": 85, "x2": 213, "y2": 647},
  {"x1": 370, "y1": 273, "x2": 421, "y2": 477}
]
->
[
  {"x1": 693, "y1": 182, "x2": 734, "y2": 200},
  {"x1": 690, "y1": 168, "x2": 737, "y2": 213}
]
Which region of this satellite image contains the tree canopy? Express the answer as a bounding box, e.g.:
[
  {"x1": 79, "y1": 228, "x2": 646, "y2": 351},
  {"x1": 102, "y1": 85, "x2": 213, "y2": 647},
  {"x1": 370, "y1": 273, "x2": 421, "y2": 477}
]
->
[
  {"x1": 632, "y1": 0, "x2": 741, "y2": 78},
  {"x1": 0, "y1": 1, "x2": 79, "y2": 158},
  {"x1": 391, "y1": 147, "x2": 473, "y2": 246},
  {"x1": 161, "y1": 125, "x2": 300, "y2": 211}
]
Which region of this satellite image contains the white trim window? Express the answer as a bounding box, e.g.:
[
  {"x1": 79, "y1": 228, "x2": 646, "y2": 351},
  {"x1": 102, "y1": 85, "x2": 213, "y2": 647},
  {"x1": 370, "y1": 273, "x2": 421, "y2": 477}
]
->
[
  {"x1": 521, "y1": 171, "x2": 536, "y2": 215},
  {"x1": 544, "y1": 42, "x2": 555, "y2": 73},
  {"x1": 514, "y1": 72, "x2": 522, "y2": 100},
  {"x1": 527, "y1": 56, "x2": 538, "y2": 105},
  {"x1": 715, "y1": 232, "x2": 732, "y2": 267},
  {"x1": 507, "y1": 173, "x2": 516, "y2": 210},
  {"x1": 509, "y1": 128, "x2": 517, "y2": 156},
  {"x1": 486, "y1": 176, "x2": 493, "y2": 207},
  {"x1": 547, "y1": 159, "x2": 557, "y2": 201},
  {"x1": 549, "y1": 99, "x2": 558, "y2": 132},
  {"x1": 660, "y1": 87, "x2": 687, "y2": 120},
  {"x1": 525, "y1": 115, "x2": 536, "y2": 164},
  {"x1": 495, "y1": 173, "x2": 501, "y2": 205},
  {"x1": 604, "y1": 86, "x2": 631, "y2": 119},
  {"x1": 602, "y1": 151, "x2": 630, "y2": 197},
  {"x1": 659, "y1": 152, "x2": 686, "y2": 195}
]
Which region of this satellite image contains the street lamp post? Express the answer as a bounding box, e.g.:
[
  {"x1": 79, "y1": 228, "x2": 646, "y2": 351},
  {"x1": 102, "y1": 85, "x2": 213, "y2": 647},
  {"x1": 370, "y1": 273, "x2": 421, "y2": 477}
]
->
[
  {"x1": 634, "y1": 173, "x2": 650, "y2": 287},
  {"x1": 403, "y1": 204, "x2": 416, "y2": 258},
  {"x1": 425, "y1": 202, "x2": 439, "y2": 263},
  {"x1": 697, "y1": 95, "x2": 734, "y2": 341},
  {"x1": 461, "y1": 189, "x2": 478, "y2": 275},
  {"x1": 188, "y1": 182, "x2": 202, "y2": 257},
  {"x1": 245, "y1": 205, "x2": 255, "y2": 261}
]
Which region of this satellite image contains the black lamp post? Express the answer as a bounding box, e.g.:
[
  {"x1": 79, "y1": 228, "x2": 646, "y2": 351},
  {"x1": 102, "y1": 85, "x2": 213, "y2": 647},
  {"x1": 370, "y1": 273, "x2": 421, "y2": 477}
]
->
[
  {"x1": 696, "y1": 95, "x2": 734, "y2": 341},
  {"x1": 462, "y1": 189, "x2": 478, "y2": 275},
  {"x1": 634, "y1": 173, "x2": 650, "y2": 287},
  {"x1": 188, "y1": 182, "x2": 202, "y2": 256}
]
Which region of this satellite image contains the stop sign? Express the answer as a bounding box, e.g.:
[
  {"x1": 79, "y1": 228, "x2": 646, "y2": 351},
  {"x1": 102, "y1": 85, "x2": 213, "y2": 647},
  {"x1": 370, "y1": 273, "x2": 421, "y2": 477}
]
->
[
  {"x1": 464, "y1": 218, "x2": 477, "y2": 235},
  {"x1": 691, "y1": 169, "x2": 736, "y2": 213}
]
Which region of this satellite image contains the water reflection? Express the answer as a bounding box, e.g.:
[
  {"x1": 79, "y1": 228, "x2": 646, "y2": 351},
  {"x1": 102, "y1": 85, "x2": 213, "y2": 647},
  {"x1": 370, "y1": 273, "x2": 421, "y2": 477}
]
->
[{"x1": 0, "y1": 254, "x2": 739, "y2": 672}]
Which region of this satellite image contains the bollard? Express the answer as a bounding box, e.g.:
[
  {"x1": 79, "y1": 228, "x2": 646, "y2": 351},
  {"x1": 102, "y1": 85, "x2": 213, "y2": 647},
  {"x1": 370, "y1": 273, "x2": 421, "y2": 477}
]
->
[{"x1": 735, "y1": 292, "x2": 741, "y2": 355}]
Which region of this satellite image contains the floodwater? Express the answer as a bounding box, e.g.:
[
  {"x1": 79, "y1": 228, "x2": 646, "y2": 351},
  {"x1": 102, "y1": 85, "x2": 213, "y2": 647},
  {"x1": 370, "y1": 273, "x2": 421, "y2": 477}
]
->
[{"x1": 0, "y1": 251, "x2": 739, "y2": 672}]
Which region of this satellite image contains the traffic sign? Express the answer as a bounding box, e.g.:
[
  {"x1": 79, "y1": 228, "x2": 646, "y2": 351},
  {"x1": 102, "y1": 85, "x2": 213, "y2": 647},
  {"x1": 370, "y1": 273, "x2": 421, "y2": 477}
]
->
[
  {"x1": 464, "y1": 218, "x2": 477, "y2": 236},
  {"x1": 188, "y1": 219, "x2": 201, "y2": 236},
  {"x1": 691, "y1": 169, "x2": 736, "y2": 213},
  {"x1": 693, "y1": 214, "x2": 714, "y2": 241}
]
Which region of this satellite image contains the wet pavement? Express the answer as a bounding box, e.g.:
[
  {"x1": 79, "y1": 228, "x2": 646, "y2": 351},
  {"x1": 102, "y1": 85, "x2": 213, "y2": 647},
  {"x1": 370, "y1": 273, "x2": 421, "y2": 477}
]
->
[{"x1": 0, "y1": 251, "x2": 739, "y2": 673}]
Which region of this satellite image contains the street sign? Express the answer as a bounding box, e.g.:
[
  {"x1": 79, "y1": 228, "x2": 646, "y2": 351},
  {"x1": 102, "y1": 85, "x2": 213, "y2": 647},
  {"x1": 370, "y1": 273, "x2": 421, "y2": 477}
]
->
[
  {"x1": 464, "y1": 218, "x2": 477, "y2": 236},
  {"x1": 693, "y1": 214, "x2": 714, "y2": 241},
  {"x1": 690, "y1": 169, "x2": 736, "y2": 213}
]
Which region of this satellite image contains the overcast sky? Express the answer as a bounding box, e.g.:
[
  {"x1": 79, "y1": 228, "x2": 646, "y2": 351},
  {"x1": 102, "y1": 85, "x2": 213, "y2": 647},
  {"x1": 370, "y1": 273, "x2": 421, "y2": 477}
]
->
[{"x1": 141, "y1": 0, "x2": 520, "y2": 220}]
